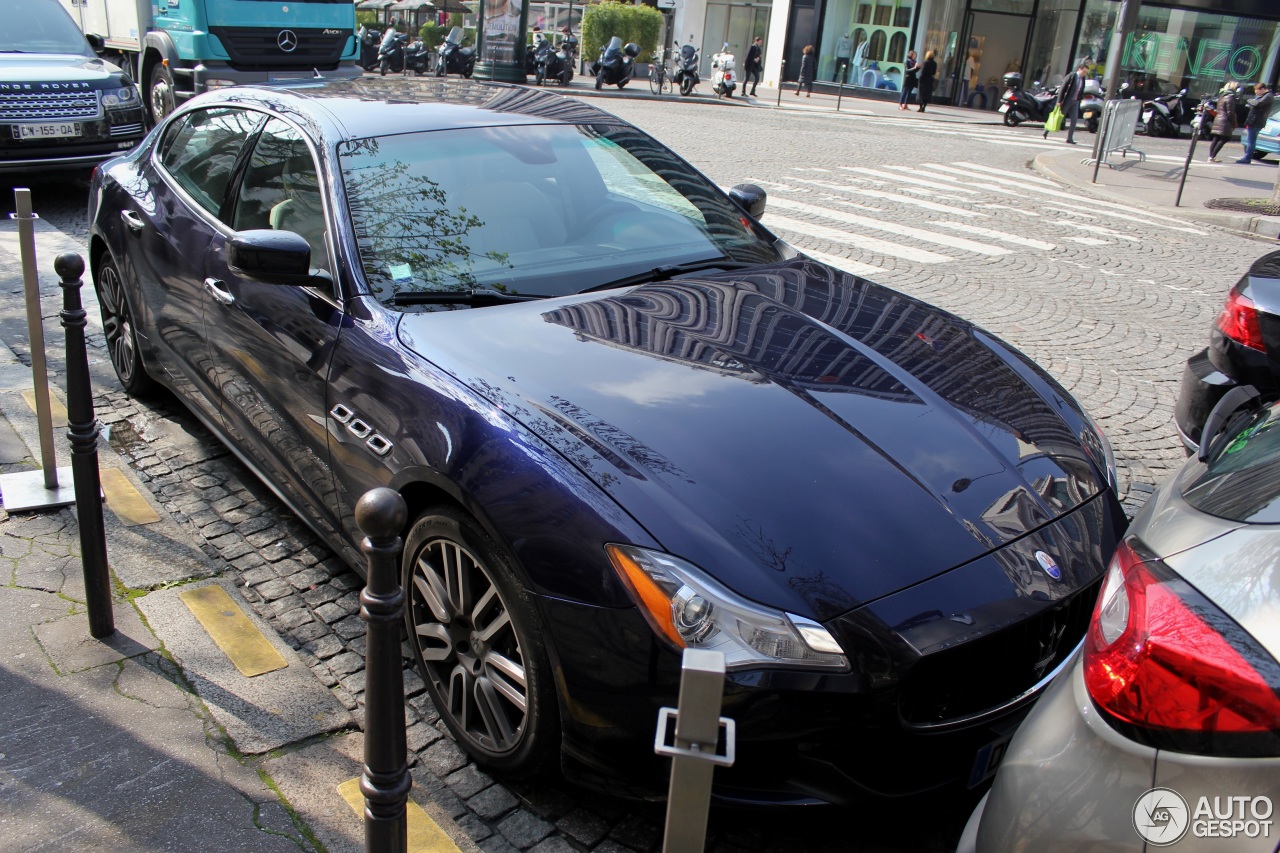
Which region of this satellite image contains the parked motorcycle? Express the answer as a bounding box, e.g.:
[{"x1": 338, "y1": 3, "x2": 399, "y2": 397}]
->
[
  {"x1": 533, "y1": 39, "x2": 572, "y2": 86},
  {"x1": 999, "y1": 74, "x2": 1058, "y2": 127},
  {"x1": 591, "y1": 36, "x2": 638, "y2": 90},
  {"x1": 357, "y1": 25, "x2": 381, "y2": 72},
  {"x1": 710, "y1": 43, "x2": 736, "y2": 98},
  {"x1": 404, "y1": 38, "x2": 431, "y2": 75},
  {"x1": 1079, "y1": 77, "x2": 1104, "y2": 133},
  {"x1": 378, "y1": 28, "x2": 406, "y2": 76},
  {"x1": 673, "y1": 43, "x2": 700, "y2": 97},
  {"x1": 435, "y1": 26, "x2": 476, "y2": 78},
  {"x1": 1142, "y1": 88, "x2": 1191, "y2": 138}
]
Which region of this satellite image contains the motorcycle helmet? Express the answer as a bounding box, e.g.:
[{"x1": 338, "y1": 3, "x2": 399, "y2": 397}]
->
[{"x1": 624, "y1": 43, "x2": 640, "y2": 58}]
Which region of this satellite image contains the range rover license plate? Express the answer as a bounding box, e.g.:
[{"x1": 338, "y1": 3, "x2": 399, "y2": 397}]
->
[{"x1": 14, "y1": 123, "x2": 81, "y2": 140}]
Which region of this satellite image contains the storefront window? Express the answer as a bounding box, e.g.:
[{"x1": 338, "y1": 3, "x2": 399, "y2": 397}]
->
[
  {"x1": 818, "y1": 0, "x2": 919, "y2": 91},
  {"x1": 1025, "y1": 0, "x2": 1081, "y2": 87},
  {"x1": 1080, "y1": 0, "x2": 1280, "y2": 98}
]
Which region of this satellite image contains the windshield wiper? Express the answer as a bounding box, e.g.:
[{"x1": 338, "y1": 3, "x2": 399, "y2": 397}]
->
[
  {"x1": 579, "y1": 258, "x2": 757, "y2": 295},
  {"x1": 389, "y1": 288, "x2": 544, "y2": 307}
]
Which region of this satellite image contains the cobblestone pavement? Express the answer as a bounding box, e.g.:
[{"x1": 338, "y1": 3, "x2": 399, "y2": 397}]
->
[{"x1": 0, "y1": 102, "x2": 1265, "y2": 852}]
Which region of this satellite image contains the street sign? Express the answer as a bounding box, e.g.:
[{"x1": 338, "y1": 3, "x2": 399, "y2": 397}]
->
[{"x1": 657, "y1": 0, "x2": 677, "y2": 9}]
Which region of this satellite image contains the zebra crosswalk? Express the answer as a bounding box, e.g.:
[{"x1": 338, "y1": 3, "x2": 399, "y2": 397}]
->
[{"x1": 748, "y1": 158, "x2": 1207, "y2": 277}]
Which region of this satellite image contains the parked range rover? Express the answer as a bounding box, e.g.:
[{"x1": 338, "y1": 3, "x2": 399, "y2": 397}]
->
[{"x1": 1, "y1": 0, "x2": 144, "y2": 173}]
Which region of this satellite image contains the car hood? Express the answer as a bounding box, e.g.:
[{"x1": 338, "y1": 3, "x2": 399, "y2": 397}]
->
[
  {"x1": 0, "y1": 55, "x2": 123, "y2": 85},
  {"x1": 396, "y1": 260, "x2": 1106, "y2": 620}
]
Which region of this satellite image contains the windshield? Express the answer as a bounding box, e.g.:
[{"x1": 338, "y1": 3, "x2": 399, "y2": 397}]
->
[
  {"x1": 338, "y1": 123, "x2": 780, "y2": 306},
  {"x1": 2, "y1": 0, "x2": 93, "y2": 55}
]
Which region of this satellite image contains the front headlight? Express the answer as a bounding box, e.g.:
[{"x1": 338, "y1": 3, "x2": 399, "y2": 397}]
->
[
  {"x1": 101, "y1": 86, "x2": 137, "y2": 108},
  {"x1": 202, "y1": 79, "x2": 238, "y2": 90},
  {"x1": 606, "y1": 544, "x2": 849, "y2": 671}
]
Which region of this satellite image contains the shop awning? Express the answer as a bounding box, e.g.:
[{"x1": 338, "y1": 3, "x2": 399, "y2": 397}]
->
[
  {"x1": 356, "y1": 0, "x2": 396, "y2": 10},
  {"x1": 389, "y1": 0, "x2": 434, "y2": 10}
]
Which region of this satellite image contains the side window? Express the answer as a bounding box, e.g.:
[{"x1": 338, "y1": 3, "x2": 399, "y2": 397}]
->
[
  {"x1": 232, "y1": 118, "x2": 331, "y2": 284},
  {"x1": 160, "y1": 108, "x2": 262, "y2": 218}
]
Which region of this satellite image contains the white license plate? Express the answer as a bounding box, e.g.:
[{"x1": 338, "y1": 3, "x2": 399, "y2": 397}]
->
[
  {"x1": 14, "y1": 122, "x2": 81, "y2": 140},
  {"x1": 967, "y1": 729, "x2": 1014, "y2": 788},
  {"x1": 998, "y1": 104, "x2": 1009, "y2": 113}
]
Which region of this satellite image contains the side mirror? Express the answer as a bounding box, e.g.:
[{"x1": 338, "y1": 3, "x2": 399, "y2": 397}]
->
[
  {"x1": 85, "y1": 33, "x2": 105, "y2": 53},
  {"x1": 227, "y1": 229, "x2": 313, "y2": 284},
  {"x1": 729, "y1": 183, "x2": 767, "y2": 220}
]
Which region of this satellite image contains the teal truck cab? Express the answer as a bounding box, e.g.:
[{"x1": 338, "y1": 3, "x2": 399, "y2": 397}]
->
[{"x1": 58, "y1": 0, "x2": 361, "y2": 123}]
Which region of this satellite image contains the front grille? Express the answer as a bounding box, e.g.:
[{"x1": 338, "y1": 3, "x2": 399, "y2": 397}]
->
[
  {"x1": 898, "y1": 577, "x2": 1102, "y2": 728},
  {"x1": 110, "y1": 122, "x2": 144, "y2": 137},
  {"x1": 0, "y1": 91, "x2": 100, "y2": 121},
  {"x1": 209, "y1": 26, "x2": 350, "y2": 70}
]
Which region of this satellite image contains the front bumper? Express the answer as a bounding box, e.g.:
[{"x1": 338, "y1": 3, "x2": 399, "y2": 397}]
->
[{"x1": 0, "y1": 107, "x2": 145, "y2": 173}]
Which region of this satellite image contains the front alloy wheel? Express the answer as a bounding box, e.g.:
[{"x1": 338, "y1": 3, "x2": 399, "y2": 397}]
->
[
  {"x1": 96, "y1": 255, "x2": 156, "y2": 397},
  {"x1": 403, "y1": 508, "x2": 556, "y2": 773}
]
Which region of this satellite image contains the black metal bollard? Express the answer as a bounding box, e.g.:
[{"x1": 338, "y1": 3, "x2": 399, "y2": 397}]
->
[
  {"x1": 776, "y1": 59, "x2": 785, "y2": 108},
  {"x1": 356, "y1": 487, "x2": 410, "y2": 853},
  {"x1": 56, "y1": 253, "x2": 114, "y2": 639}
]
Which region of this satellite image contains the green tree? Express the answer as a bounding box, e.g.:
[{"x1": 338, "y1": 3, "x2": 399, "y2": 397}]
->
[{"x1": 581, "y1": 2, "x2": 661, "y2": 63}]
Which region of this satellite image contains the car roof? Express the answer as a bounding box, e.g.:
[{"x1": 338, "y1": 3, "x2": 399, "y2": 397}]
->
[{"x1": 204, "y1": 78, "x2": 627, "y2": 145}]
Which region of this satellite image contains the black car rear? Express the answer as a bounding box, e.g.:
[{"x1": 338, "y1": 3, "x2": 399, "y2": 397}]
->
[{"x1": 1176, "y1": 250, "x2": 1280, "y2": 450}]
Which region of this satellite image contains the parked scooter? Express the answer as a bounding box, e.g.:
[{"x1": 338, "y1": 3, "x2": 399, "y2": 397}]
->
[
  {"x1": 592, "y1": 36, "x2": 638, "y2": 90},
  {"x1": 533, "y1": 39, "x2": 572, "y2": 86},
  {"x1": 378, "y1": 28, "x2": 407, "y2": 76},
  {"x1": 1079, "y1": 77, "x2": 1104, "y2": 133},
  {"x1": 710, "y1": 43, "x2": 736, "y2": 98},
  {"x1": 1142, "y1": 88, "x2": 1191, "y2": 138},
  {"x1": 435, "y1": 26, "x2": 476, "y2": 78},
  {"x1": 404, "y1": 38, "x2": 431, "y2": 76},
  {"x1": 673, "y1": 43, "x2": 700, "y2": 96},
  {"x1": 357, "y1": 25, "x2": 381, "y2": 72},
  {"x1": 999, "y1": 74, "x2": 1058, "y2": 126}
]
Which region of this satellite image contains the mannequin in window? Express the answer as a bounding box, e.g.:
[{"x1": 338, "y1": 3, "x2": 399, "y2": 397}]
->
[
  {"x1": 835, "y1": 33, "x2": 852, "y2": 82},
  {"x1": 850, "y1": 36, "x2": 869, "y2": 87}
]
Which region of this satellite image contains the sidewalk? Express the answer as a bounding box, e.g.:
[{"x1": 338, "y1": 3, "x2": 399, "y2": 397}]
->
[{"x1": 0, "y1": 218, "x2": 478, "y2": 852}]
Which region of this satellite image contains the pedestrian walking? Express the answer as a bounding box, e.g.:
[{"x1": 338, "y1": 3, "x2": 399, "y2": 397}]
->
[
  {"x1": 1207, "y1": 81, "x2": 1238, "y2": 163},
  {"x1": 796, "y1": 44, "x2": 814, "y2": 97},
  {"x1": 917, "y1": 50, "x2": 937, "y2": 112},
  {"x1": 899, "y1": 50, "x2": 918, "y2": 110},
  {"x1": 1237, "y1": 82, "x2": 1273, "y2": 164},
  {"x1": 744, "y1": 36, "x2": 763, "y2": 97},
  {"x1": 1045, "y1": 61, "x2": 1088, "y2": 144}
]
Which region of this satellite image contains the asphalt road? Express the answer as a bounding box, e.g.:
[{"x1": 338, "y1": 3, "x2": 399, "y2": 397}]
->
[{"x1": 0, "y1": 99, "x2": 1264, "y2": 852}]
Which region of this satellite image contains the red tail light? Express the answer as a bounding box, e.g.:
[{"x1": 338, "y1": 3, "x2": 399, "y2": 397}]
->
[
  {"x1": 1216, "y1": 288, "x2": 1265, "y2": 351},
  {"x1": 1083, "y1": 538, "x2": 1280, "y2": 756}
]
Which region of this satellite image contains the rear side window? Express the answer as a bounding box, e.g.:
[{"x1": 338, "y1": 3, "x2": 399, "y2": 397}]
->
[
  {"x1": 1184, "y1": 403, "x2": 1280, "y2": 522},
  {"x1": 159, "y1": 108, "x2": 262, "y2": 218}
]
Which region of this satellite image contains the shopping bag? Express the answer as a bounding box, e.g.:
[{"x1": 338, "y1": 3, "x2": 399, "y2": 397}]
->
[{"x1": 1045, "y1": 105, "x2": 1065, "y2": 133}]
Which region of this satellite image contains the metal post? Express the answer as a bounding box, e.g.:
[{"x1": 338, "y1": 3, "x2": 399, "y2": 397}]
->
[
  {"x1": 1100, "y1": 0, "x2": 1142, "y2": 106},
  {"x1": 16, "y1": 190, "x2": 57, "y2": 490},
  {"x1": 654, "y1": 649, "x2": 735, "y2": 853},
  {"x1": 57, "y1": 253, "x2": 114, "y2": 639},
  {"x1": 835, "y1": 74, "x2": 845, "y2": 111},
  {"x1": 776, "y1": 59, "x2": 785, "y2": 107},
  {"x1": 356, "y1": 487, "x2": 410, "y2": 853},
  {"x1": 1175, "y1": 122, "x2": 1200, "y2": 207}
]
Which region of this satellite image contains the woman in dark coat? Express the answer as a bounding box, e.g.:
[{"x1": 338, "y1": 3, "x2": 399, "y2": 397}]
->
[
  {"x1": 1208, "y1": 81, "x2": 1238, "y2": 163},
  {"x1": 796, "y1": 44, "x2": 815, "y2": 97},
  {"x1": 899, "y1": 50, "x2": 918, "y2": 109},
  {"x1": 917, "y1": 49, "x2": 938, "y2": 112}
]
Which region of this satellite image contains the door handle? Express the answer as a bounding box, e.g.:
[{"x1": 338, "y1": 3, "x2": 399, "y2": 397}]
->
[
  {"x1": 120, "y1": 210, "x2": 144, "y2": 234},
  {"x1": 204, "y1": 277, "x2": 235, "y2": 306}
]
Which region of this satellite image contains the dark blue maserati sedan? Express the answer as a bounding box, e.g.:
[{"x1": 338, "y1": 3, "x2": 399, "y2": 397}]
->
[{"x1": 87, "y1": 78, "x2": 1127, "y2": 804}]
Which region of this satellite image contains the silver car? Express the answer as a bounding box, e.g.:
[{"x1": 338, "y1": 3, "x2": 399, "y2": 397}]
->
[{"x1": 960, "y1": 390, "x2": 1280, "y2": 852}]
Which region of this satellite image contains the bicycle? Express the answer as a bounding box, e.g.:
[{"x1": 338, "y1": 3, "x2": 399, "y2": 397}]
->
[{"x1": 649, "y1": 50, "x2": 672, "y2": 95}]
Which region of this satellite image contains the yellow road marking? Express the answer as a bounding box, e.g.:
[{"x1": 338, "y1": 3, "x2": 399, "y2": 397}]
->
[
  {"x1": 338, "y1": 778, "x2": 463, "y2": 853},
  {"x1": 179, "y1": 585, "x2": 288, "y2": 677},
  {"x1": 100, "y1": 467, "x2": 160, "y2": 525},
  {"x1": 21, "y1": 388, "x2": 67, "y2": 426}
]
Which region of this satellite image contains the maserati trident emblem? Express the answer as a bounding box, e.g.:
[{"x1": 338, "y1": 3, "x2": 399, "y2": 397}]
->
[
  {"x1": 1035, "y1": 550, "x2": 1062, "y2": 579},
  {"x1": 277, "y1": 29, "x2": 298, "y2": 52},
  {"x1": 1033, "y1": 621, "x2": 1067, "y2": 679}
]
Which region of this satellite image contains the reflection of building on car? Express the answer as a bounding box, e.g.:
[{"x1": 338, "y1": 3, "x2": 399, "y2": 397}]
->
[
  {"x1": 1253, "y1": 100, "x2": 1280, "y2": 158},
  {"x1": 87, "y1": 77, "x2": 1126, "y2": 807}
]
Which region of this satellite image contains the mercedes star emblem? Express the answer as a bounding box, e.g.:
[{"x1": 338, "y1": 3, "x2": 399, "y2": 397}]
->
[{"x1": 277, "y1": 30, "x2": 298, "y2": 52}]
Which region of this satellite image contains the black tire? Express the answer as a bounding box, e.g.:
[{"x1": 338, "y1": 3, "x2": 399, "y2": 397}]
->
[
  {"x1": 463, "y1": 63, "x2": 474, "y2": 79},
  {"x1": 1002, "y1": 109, "x2": 1020, "y2": 127},
  {"x1": 649, "y1": 69, "x2": 662, "y2": 96},
  {"x1": 560, "y1": 68, "x2": 572, "y2": 86},
  {"x1": 435, "y1": 60, "x2": 446, "y2": 77},
  {"x1": 95, "y1": 254, "x2": 157, "y2": 397},
  {"x1": 403, "y1": 507, "x2": 558, "y2": 775},
  {"x1": 147, "y1": 63, "x2": 175, "y2": 126},
  {"x1": 380, "y1": 57, "x2": 389, "y2": 76},
  {"x1": 680, "y1": 76, "x2": 694, "y2": 97},
  {"x1": 535, "y1": 67, "x2": 544, "y2": 86},
  {"x1": 617, "y1": 77, "x2": 627, "y2": 89},
  {"x1": 595, "y1": 71, "x2": 604, "y2": 90},
  {"x1": 1087, "y1": 117, "x2": 1099, "y2": 134}
]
